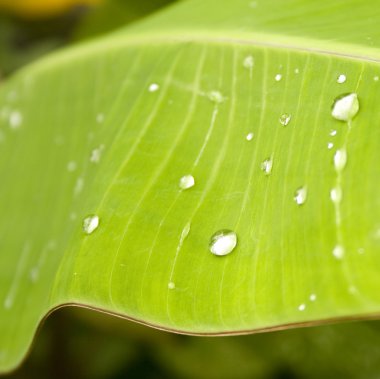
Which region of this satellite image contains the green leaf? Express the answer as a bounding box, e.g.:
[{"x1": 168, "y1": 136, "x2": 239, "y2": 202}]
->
[{"x1": 2, "y1": 0, "x2": 380, "y2": 372}]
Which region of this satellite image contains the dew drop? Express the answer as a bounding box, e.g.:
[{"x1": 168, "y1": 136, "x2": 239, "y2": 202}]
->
[
  {"x1": 337, "y1": 74, "x2": 347, "y2": 84},
  {"x1": 74, "y1": 177, "x2": 84, "y2": 196},
  {"x1": 249, "y1": 1, "x2": 258, "y2": 8},
  {"x1": 148, "y1": 83, "x2": 159, "y2": 92},
  {"x1": 331, "y1": 93, "x2": 359, "y2": 122},
  {"x1": 90, "y1": 144, "x2": 105, "y2": 163},
  {"x1": 294, "y1": 186, "x2": 307, "y2": 205},
  {"x1": 358, "y1": 247, "x2": 365, "y2": 254},
  {"x1": 208, "y1": 90, "x2": 225, "y2": 104},
  {"x1": 333, "y1": 245, "x2": 345, "y2": 260},
  {"x1": 243, "y1": 55, "x2": 254, "y2": 69},
  {"x1": 330, "y1": 187, "x2": 342, "y2": 204},
  {"x1": 334, "y1": 148, "x2": 347, "y2": 172},
  {"x1": 168, "y1": 282, "x2": 176, "y2": 290},
  {"x1": 246, "y1": 132, "x2": 254, "y2": 141},
  {"x1": 209, "y1": 230, "x2": 237, "y2": 256},
  {"x1": 374, "y1": 76, "x2": 379, "y2": 82},
  {"x1": 298, "y1": 303, "x2": 306, "y2": 311},
  {"x1": 279, "y1": 113, "x2": 291, "y2": 126},
  {"x1": 275, "y1": 74, "x2": 282, "y2": 82},
  {"x1": 261, "y1": 157, "x2": 273, "y2": 175},
  {"x1": 9, "y1": 111, "x2": 22, "y2": 129},
  {"x1": 327, "y1": 142, "x2": 334, "y2": 150},
  {"x1": 179, "y1": 175, "x2": 195, "y2": 190},
  {"x1": 309, "y1": 294, "x2": 317, "y2": 302},
  {"x1": 294, "y1": 68, "x2": 300, "y2": 74},
  {"x1": 96, "y1": 113, "x2": 105, "y2": 123},
  {"x1": 67, "y1": 161, "x2": 77, "y2": 172},
  {"x1": 330, "y1": 129, "x2": 337, "y2": 137},
  {"x1": 83, "y1": 215, "x2": 99, "y2": 235}
]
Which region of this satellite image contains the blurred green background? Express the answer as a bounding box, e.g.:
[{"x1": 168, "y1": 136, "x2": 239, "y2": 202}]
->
[{"x1": 2, "y1": 1, "x2": 380, "y2": 378}]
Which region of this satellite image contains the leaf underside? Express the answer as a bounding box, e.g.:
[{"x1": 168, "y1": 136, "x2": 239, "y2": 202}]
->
[{"x1": 2, "y1": 0, "x2": 380, "y2": 372}]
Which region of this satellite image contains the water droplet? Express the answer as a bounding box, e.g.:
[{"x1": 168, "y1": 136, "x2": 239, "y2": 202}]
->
[
  {"x1": 330, "y1": 129, "x2": 337, "y2": 137},
  {"x1": 9, "y1": 111, "x2": 22, "y2": 129},
  {"x1": 208, "y1": 90, "x2": 225, "y2": 104},
  {"x1": 74, "y1": 177, "x2": 84, "y2": 196},
  {"x1": 261, "y1": 157, "x2": 273, "y2": 175},
  {"x1": 298, "y1": 303, "x2": 306, "y2": 311},
  {"x1": 294, "y1": 186, "x2": 307, "y2": 205},
  {"x1": 96, "y1": 113, "x2": 105, "y2": 123},
  {"x1": 249, "y1": 1, "x2": 258, "y2": 8},
  {"x1": 327, "y1": 142, "x2": 334, "y2": 150},
  {"x1": 294, "y1": 68, "x2": 300, "y2": 74},
  {"x1": 90, "y1": 144, "x2": 105, "y2": 163},
  {"x1": 179, "y1": 175, "x2": 195, "y2": 190},
  {"x1": 243, "y1": 55, "x2": 254, "y2": 69},
  {"x1": 309, "y1": 294, "x2": 317, "y2": 301},
  {"x1": 279, "y1": 113, "x2": 291, "y2": 126},
  {"x1": 29, "y1": 268, "x2": 39, "y2": 283},
  {"x1": 69, "y1": 212, "x2": 77, "y2": 221},
  {"x1": 149, "y1": 83, "x2": 159, "y2": 92},
  {"x1": 358, "y1": 247, "x2": 365, "y2": 254},
  {"x1": 330, "y1": 187, "x2": 342, "y2": 204},
  {"x1": 246, "y1": 132, "x2": 254, "y2": 141},
  {"x1": 337, "y1": 74, "x2": 347, "y2": 84},
  {"x1": 168, "y1": 282, "x2": 176, "y2": 290},
  {"x1": 334, "y1": 148, "x2": 347, "y2": 172},
  {"x1": 83, "y1": 215, "x2": 99, "y2": 235},
  {"x1": 331, "y1": 93, "x2": 359, "y2": 121},
  {"x1": 275, "y1": 74, "x2": 282, "y2": 82},
  {"x1": 332, "y1": 244, "x2": 345, "y2": 260},
  {"x1": 374, "y1": 76, "x2": 379, "y2": 82},
  {"x1": 67, "y1": 161, "x2": 77, "y2": 172},
  {"x1": 209, "y1": 230, "x2": 237, "y2": 256}
]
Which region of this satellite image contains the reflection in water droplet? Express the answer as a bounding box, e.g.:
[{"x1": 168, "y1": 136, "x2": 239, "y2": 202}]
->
[
  {"x1": 333, "y1": 245, "x2": 345, "y2": 260},
  {"x1": 209, "y1": 230, "x2": 237, "y2": 256},
  {"x1": 330, "y1": 187, "x2": 342, "y2": 204},
  {"x1": 275, "y1": 74, "x2": 282, "y2": 82},
  {"x1": 243, "y1": 55, "x2": 254, "y2": 69},
  {"x1": 149, "y1": 83, "x2": 160, "y2": 92},
  {"x1": 279, "y1": 113, "x2": 291, "y2": 126},
  {"x1": 294, "y1": 186, "x2": 307, "y2": 205},
  {"x1": 261, "y1": 157, "x2": 273, "y2": 175},
  {"x1": 168, "y1": 282, "x2": 176, "y2": 290},
  {"x1": 246, "y1": 132, "x2": 254, "y2": 141},
  {"x1": 337, "y1": 74, "x2": 347, "y2": 84},
  {"x1": 334, "y1": 148, "x2": 347, "y2": 172},
  {"x1": 9, "y1": 111, "x2": 22, "y2": 129},
  {"x1": 208, "y1": 91, "x2": 225, "y2": 104},
  {"x1": 179, "y1": 175, "x2": 195, "y2": 190},
  {"x1": 83, "y1": 215, "x2": 99, "y2": 235},
  {"x1": 331, "y1": 93, "x2": 359, "y2": 121}
]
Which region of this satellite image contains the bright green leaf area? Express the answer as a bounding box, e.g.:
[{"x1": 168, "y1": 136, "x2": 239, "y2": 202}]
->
[{"x1": 2, "y1": 0, "x2": 380, "y2": 372}]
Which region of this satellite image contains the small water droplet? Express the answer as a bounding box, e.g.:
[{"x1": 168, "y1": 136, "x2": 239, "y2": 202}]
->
[
  {"x1": 294, "y1": 186, "x2": 307, "y2": 205},
  {"x1": 208, "y1": 90, "x2": 225, "y2": 104},
  {"x1": 96, "y1": 113, "x2": 105, "y2": 123},
  {"x1": 279, "y1": 113, "x2": 291, "y2": 126},
  {"x1": 243, "y1": 55, "x2": 254, "y2": 69},
  {"x1": 83, "y1": 215, "x2": 99, "y2": 235},
  {"x1": 331, "y1": 93, "x2": 359, "y2": 122},
  {"x1": 330, "y1": 129, "x2": 337, "y2": 137},
  {"x1": 333, "y1": 245, "x2": 345, "y2": 260},
  {"x1": 298, "y1": 303, "x2": 306, "y2": 311},
  {"x1": 9, "y1": 111, "x2": 22, "y2": 129},
  {"x1": 294, "y1": 68, "x2": 300, "y2": 74},
  {"x1": 168, "y1": 282, "x2": 176, "y2": 290},
  {"x1": 261, "y1": 157, "x2": 273, "y2": 175},
  {"x1": 90, "y1": 144, "x2": 105, "y2": 163},
  {"x1": 374, "y1": 76, "x2": 379, "y2": 82},
  {"x1": 337, "y1": 74, "x2": 347, "y2": 84},
  {"x1": 358, "y1": 247, "x2": 365, "y2": 254},
  {"x1": 74, "y1": 177, "x2": 84, "y2": 196},
  {"x1": 249, "y1": 1, "x2": 258, "y2": 8},
  {"x1": 67, "y1": 161, "x2": 77, "y2": 172},
  {"x1": 179, "y1": 175, "x2": 195, "y2": 190},
  {"x1": 29, "y1": 268, "x2": 39, "y2": 283},
  {"x1": 69, "y1": 212, "x2": 77, "y2": 221},
  {"x1": 309, "y1": 294, "x2": 317, "y2": 301},
  {"x1": 334, "y1": 148, "x2": 347, "y2": 172},
  {"x1": 246, "y1": 132, "x2": 254, "y2": 141},
  {"x1": 330, "y1": 187, "x2": 342, "y2": 204},
  {"x1": 275, "y1": 74, "x2": 282, "y2": 82},
  {"x1": 327, "y1": 142, "x2": 334, "y2": 150},
  {"x1": 209, "y1": 230, "x2": 237, "y2": 256},
  {"x1": 149, "y1": 83, "x2": 160, "y2": 92}
]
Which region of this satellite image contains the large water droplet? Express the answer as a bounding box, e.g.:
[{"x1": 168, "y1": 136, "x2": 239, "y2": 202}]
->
[
  {"x1": 337, "y1": 74, "x2": 347, "y2": 84},
  {"x1": 179, "y1": 175, "x2": 195, "y2": 190},
  {"x1": 209, "y1": 230, "x2": 237, "y2": 256},
  {"x1": 334, "y1": 148, "x2": 347, "y2": 172},
  {"x1": 243, "y1": 55, "x2": 254, "y2": 69},
  {"x1": 83, "y1": 215, "x2": 99, "y2": 235},
  {"x1": 333, "y1": 245, "x2": 345, "y2": 260},
  {"x1": 279, "y1": 113, "x2": 291, "y2": 126},
  {"x1": 294, "y1": 186, "x2": 307, "y2": 205},
  {"x1": 331, "y1": 93, "x2": 359, "y2": 121},
  {"x1": 261, "y1": 157, "x2": 273, "y2": 175}
]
